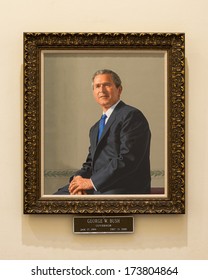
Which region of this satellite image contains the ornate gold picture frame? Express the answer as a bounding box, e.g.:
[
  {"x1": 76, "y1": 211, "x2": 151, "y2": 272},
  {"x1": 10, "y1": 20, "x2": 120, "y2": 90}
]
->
[{"x1": 23, "y1": 32, "x2": 185, "y2": 214}]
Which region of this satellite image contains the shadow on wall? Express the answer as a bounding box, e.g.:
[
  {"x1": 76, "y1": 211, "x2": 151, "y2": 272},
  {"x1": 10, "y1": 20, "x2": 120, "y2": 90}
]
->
[{"x1": 21, "y1": 214, "x2": 187, "y2": 255}]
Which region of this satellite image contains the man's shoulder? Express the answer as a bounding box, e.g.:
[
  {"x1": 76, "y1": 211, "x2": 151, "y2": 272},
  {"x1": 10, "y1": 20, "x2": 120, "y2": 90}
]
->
[
  {"x1": 116, "y1": 101, "x2": 142, "y2": 116},
  {"x1": 116, "y1": 101, "x2": 149, "y2": 125}
]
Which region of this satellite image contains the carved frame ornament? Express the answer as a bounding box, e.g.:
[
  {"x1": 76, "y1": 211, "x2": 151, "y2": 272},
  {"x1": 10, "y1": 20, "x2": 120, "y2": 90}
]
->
[{"x1": 23, "y1": 32, "x2": 185, "y2": 214}]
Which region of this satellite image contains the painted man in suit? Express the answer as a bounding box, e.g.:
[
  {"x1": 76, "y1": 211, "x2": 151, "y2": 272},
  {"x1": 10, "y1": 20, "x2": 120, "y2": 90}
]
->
[{"x1": 54, "y1": 69, "x2": 151, "y2": 195}]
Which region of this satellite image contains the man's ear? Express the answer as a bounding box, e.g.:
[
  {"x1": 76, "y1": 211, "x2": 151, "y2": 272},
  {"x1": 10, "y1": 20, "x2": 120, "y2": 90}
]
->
[{"x1": 118, "y1": 86, "x2": 123, "y2": 95}]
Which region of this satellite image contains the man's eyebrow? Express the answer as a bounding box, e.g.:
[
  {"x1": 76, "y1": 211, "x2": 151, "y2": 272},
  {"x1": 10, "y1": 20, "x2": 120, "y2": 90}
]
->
[{"x1": 95, "y1": 82, "x2": 112, "y2": 86}]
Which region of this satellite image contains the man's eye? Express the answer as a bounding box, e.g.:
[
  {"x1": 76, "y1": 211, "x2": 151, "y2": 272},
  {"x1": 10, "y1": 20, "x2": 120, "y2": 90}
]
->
[
  {"x1": 95, "y1": 83, "x2": 111, "y2": 89},
  {"x1": 104, "y1": 83, "x2": 111, "y2": 87}
]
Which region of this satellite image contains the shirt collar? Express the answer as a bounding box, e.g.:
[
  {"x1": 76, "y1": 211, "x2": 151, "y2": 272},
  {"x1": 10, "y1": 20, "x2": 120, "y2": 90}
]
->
[{"x1": 103, "y1": 100, "x2": 121, "y2": 122}]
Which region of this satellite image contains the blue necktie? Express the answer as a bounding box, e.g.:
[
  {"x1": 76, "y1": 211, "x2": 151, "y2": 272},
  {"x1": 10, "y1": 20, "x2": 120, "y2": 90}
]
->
[{"x1": 98, "y1": 114, "x2": 107, "y2": 141}]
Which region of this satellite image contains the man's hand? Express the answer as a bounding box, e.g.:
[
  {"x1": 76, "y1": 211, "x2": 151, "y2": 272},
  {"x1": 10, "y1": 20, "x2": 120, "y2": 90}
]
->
[{"x1": 69, "y1": 176, "x2": 93, "y2": 195}]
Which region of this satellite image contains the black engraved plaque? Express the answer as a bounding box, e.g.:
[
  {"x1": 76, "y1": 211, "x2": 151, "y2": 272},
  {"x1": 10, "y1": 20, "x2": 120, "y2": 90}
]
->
[{"x1": 73, "y1": 216, "x2": 134, "y2": 234}]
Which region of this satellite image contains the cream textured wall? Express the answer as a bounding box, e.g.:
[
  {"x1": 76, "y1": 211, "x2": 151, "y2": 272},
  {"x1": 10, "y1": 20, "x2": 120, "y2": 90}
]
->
[{"x1": 1, "y1": 0, "x2": 208, "y2": 259}]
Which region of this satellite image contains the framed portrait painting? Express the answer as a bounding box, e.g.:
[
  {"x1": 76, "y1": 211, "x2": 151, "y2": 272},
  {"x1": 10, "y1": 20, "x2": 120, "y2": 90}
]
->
[{"x1": 23, "y1": 32, "x2": 185, "y2": 214}]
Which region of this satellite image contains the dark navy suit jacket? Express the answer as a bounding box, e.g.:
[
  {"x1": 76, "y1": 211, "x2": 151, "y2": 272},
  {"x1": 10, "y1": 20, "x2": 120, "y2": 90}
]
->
[{"x1": 71, "y1": 101, "x2": 151, "y2": 194}]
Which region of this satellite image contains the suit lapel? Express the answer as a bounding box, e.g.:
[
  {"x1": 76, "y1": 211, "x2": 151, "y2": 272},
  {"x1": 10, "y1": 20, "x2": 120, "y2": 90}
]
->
[{"x1": 90, "y1": 122, "x2": 99, "y2": 157}]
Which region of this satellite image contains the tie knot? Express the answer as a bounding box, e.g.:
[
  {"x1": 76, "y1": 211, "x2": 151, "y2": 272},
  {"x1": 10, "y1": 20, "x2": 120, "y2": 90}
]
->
[{"x1": 101, "y1": 114, "x2": 107, "y2": 120}]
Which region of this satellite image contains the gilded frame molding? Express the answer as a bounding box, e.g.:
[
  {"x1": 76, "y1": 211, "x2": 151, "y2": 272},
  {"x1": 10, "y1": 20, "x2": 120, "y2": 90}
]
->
[{"x1": 23, "y1": 32, "x2": 185, "y2": 214}]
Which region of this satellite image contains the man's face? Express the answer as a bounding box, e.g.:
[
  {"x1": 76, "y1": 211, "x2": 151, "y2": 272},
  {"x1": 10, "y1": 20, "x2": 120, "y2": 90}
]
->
[{"x1": 93, "y1": 74, "x2": 122, "y2": 111}]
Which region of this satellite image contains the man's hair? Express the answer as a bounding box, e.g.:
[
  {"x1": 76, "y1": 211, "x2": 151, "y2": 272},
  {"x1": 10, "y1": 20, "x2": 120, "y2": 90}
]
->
[{"x1": 92, "y1": 69, "x2": 122, "y2": 88}]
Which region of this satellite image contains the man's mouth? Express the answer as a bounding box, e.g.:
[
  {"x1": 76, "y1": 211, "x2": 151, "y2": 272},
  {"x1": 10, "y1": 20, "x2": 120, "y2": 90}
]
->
[{"x1": 99, "y1": 94, "x2": 108, "y2": 99}]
